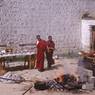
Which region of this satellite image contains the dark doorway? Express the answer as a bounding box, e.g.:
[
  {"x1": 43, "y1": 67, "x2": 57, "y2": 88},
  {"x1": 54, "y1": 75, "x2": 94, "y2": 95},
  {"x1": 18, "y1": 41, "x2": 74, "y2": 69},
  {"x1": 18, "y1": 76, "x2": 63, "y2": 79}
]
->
[{"x1": 90, "y1": 25, "x2": 95, "y2": 51}]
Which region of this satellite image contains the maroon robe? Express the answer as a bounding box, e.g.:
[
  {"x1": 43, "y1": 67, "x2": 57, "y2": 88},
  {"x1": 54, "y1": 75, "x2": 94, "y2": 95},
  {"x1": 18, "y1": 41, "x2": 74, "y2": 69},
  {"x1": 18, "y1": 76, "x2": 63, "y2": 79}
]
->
[
  {"x1": 36, "y1": 39, "x2": 46, "y2": 70},
  {"x1": 47, "y1": 40, "x2": 55, "y2": 50},
  {"x1": 46, "y1": 40, "x2": 55, "y2": 67}
]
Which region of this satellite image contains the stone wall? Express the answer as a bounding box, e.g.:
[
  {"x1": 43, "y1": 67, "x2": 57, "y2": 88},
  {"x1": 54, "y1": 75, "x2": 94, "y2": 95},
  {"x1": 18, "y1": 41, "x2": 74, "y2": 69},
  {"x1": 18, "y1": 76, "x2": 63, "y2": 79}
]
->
[{"x1": 0, "y1": 0, "x2": 95, "y2": 54}]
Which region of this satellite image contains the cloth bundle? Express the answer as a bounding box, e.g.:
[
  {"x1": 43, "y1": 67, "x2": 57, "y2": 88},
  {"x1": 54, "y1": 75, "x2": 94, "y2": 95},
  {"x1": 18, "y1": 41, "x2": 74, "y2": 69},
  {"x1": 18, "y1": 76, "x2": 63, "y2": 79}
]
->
[{"x1": 0, "y1": 72, "x2": 25, "y2": 83}]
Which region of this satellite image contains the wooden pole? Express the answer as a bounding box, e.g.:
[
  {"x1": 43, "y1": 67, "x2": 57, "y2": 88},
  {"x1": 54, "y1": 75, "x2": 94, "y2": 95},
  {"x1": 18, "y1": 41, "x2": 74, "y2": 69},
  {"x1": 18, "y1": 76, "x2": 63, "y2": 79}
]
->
[{"x1": 22, "y1": 84, "x2": 33, "y2": 95}]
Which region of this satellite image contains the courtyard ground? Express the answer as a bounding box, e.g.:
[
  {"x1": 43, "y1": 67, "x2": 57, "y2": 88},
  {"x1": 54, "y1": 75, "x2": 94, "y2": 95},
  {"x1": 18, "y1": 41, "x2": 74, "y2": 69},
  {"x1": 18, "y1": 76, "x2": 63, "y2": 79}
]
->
[{"x1": 0, "y1": 57, "x2": 95, "y2": 95}]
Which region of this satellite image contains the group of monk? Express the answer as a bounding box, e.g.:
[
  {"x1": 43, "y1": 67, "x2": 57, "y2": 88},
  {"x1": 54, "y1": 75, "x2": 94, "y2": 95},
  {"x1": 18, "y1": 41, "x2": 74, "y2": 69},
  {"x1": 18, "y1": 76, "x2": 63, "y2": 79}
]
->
[{"x1": 35, "y1": 35, "x2": 55, "y2": 72}]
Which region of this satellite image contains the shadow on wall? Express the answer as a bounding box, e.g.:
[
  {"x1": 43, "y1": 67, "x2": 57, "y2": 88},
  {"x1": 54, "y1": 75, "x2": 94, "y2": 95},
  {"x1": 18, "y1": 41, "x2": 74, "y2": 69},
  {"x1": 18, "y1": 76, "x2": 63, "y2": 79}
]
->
[{"x1": 54, "y1": 48, "x2": 80, "y2": 58}]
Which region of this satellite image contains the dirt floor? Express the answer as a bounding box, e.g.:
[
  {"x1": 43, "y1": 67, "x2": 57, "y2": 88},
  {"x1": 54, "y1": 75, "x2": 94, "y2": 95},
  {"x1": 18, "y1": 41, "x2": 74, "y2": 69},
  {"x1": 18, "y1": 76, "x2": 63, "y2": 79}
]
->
[{"x1": 0, "y1": 57, "x2": 95, "y2": 95}]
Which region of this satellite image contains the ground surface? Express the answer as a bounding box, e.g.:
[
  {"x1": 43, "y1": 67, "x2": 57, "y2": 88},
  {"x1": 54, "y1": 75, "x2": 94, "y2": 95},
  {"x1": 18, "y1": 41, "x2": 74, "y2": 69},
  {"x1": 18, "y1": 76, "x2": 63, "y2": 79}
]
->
[{"x1": 0, "y1": 57, "x2": 95, "y2": 95}]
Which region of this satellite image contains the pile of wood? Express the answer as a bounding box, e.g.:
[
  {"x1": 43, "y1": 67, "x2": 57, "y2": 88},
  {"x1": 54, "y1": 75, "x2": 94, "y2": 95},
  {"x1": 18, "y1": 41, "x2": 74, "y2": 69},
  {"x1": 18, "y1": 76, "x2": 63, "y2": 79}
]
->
[{"x1": 79, "y1": 51, "x2": 95, "y2": 57}]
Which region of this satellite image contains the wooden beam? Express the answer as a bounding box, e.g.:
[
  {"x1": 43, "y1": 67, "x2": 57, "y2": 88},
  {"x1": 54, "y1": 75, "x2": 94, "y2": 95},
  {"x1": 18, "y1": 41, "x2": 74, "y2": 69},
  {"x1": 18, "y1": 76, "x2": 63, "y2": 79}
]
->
[
  {"x1": 19, "y1": 43, "x2": 35, "y2": 46},
  {"x1": 0, "y1": 45, "x2": 7, "y2": 47}
]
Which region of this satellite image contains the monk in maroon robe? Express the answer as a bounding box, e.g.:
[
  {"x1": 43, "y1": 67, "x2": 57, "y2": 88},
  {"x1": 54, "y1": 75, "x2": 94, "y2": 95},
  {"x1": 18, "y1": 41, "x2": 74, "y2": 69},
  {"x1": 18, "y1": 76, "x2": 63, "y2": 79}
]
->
[
  {"x1": 35, "y1": 35, "x2": 46, "y2": 72},
  {"x1": 46, "y1": 36, "x2": 55, "y2": 68}
]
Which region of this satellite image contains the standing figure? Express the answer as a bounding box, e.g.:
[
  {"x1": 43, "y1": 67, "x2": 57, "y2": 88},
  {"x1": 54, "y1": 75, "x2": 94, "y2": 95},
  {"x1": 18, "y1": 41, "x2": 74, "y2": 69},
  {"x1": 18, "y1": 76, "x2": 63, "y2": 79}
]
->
[
  {"x1": 46, "y1": 36, "x2": 55, "y2": 68},
  {"x1": 35, "y1": 35, "x2": 46, "y2": 72}
]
